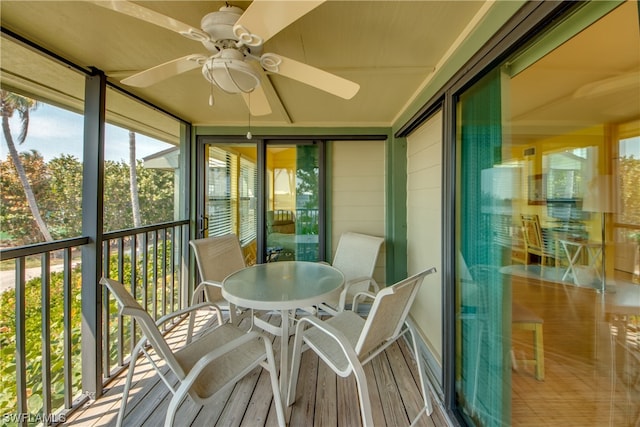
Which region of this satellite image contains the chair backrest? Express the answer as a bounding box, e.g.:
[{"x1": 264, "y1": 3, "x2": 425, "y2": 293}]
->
[
  {"x1": 331, "y1": 232, "x2": 384, "y2": 283},
  {"x1": 189, "y1": 234, "x2": 246, "y2": 301},
  {"x1": 100, "y1": 277, "x2": 185, "y2": 379},
  {"x1": 355, "y1": 268, "x2": 436, "y2": 358},
  {"x1": 521, "y1": 214, "x2": 544, "y2": 253}
]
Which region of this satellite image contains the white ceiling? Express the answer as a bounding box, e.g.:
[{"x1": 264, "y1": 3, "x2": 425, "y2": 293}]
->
[
  {"x1": 1, "y1": 1, "x2": 638, "y2": 137},
  {"x1": 0, "y1": 0, "x2": 486, "y2": 127}
]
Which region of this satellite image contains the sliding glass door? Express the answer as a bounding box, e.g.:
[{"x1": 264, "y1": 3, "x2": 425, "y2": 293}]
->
[
  {"x1": 265, "y1": 143, "x2": 321, "y2": 262},
  {"x1": 454, "y1": 2, "x2": 639, "y2": 425},
  {"x1": 199, "y1": 139, "x2": 325, "y2": 265}
]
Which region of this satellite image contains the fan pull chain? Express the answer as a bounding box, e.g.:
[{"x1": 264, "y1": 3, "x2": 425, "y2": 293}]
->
[{"x1": 246, "y1": 93, "x2": 252, "y2": 139}]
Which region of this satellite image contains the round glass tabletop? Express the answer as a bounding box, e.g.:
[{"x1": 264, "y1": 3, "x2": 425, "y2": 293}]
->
[{"x1": 222, "y1": 261, "x2": 344, "y2": 310}]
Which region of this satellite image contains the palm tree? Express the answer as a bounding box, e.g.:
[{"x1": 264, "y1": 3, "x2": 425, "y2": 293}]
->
[
  {"x1": 1, "y1": 90, "x2": 53, "y2": 242},
  {"x1": 129, "y1": 130, "x2": 141, "y2": 228}
]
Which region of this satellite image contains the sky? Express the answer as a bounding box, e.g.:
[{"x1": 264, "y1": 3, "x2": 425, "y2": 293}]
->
[
  {"x1": 2, "y1": 101, "x2": 638, "y2": 165},
  {"x1": 620, "y1": 136, "x2": 640, "y2": 158},
  {"x1": 0, "y1": 103, "x2": 172, "y2": 164}
]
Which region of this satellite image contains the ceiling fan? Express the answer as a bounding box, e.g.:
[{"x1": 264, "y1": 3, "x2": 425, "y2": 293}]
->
[{"x1": 93, "y1": 0, "x2": 360, "y2": 116}]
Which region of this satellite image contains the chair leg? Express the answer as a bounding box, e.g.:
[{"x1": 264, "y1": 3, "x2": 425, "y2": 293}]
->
[
  {"x1": 534, "y1": 323, "x2": 544, "y2": 381},
  {"x1": 513, "y1": 321, "x2": 544, "y2": 381},
  {"x1": 408, "y1": 324, "x2": 433, "y2": 418},
  {"x1": 117, "y1": 345, "x2": 142, "y2": 427},
  {"x1": 164, "y1": 379, "x2": 191, "y2": 427},
  {"x1": 186, "y1": 311, "x2": 197, "y2": 344}
]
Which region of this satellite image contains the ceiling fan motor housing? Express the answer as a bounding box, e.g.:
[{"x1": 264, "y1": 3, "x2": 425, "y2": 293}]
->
[{"x1": 200, "y1": 5, "x2": 244, "y2": 50}]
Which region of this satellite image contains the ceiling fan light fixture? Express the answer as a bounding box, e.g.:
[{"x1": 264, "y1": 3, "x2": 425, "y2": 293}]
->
[{"x1": 202, "y1": 49, "x2": 261, "y2": 94}]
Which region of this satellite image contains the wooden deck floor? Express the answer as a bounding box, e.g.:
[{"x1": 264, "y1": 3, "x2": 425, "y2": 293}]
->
[{"x1": 65, "y1": 313, "x2": 450, "y2": 427}]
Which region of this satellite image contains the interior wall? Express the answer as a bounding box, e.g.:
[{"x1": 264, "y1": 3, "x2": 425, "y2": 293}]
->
[
  {"x1": 331, "y1": 140, "x2": 386, "y2": 284},
  {"x1": 406, "y1": 111, "x2": 443, "y2": 361}
]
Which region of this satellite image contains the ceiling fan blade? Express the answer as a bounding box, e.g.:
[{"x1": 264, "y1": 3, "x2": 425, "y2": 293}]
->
[
  {"x1": 234, "y1": 0, "x2": 325, "y2": 43},
  {"x1": 121, "y1": 55, "x2": 204, "y2": 87},
  {"x1": 242, "y1": 85, "x2": 272, "y2": 116},
  {"x1": 91, "y1": 0, "x2": 208, "y2": 40},
  {"x1": 270, "y1": 55, "x2": 360, "y2": 100}
]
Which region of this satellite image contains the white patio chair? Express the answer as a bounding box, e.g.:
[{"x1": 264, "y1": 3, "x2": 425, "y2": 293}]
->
[
  {"x1": 287, "y1": 267, "x2": 437, "y2": 427},
  {"x1": 100, "y1": 277, "x2": 285, "y2": 427},
  {"x1": 189, "y1": 234, "x2": 252, "y2": 333},
  {"x1": 317, "y1": 231, "x2": 384, "y2": 315}
]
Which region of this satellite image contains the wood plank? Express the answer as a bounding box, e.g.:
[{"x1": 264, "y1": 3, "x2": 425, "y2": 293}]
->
[
  {"x1": 336, "y1": 373, "x2": 362, "y2": 426},
  {"x1": 371, "y1": 350, "x2": 409, "y2": 426},
  {"x1": 189, "y1": 381, "x2": 233, "y2": 426},
  {"x1": 386, "y1": 341, "x2": 431, "y2": 427},
  {"x1": 363, "y1": 359, "x2": 387, "y2": 423},
  {"x1": 239, "y1": 366, "x2": 278, "y2": 427},
  {"x1": 217, "y1": 367, "x2": 262, "y2": 427},
  {"x1": 288, "y1": 349, "x2": 319, "y2": 426},
  {"x1": 314, "y1": 357, "x2": 337, "y2": 427},
  {"x1": 65, "y1": 313, "x2": 450, "y2": 427}
]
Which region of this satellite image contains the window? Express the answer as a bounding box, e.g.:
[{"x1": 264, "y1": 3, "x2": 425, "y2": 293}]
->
[{"x1": 204, "y1": 144, "x2": 258, "y2": 263}]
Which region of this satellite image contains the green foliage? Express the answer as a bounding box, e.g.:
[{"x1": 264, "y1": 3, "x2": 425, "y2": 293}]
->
[
  {"x1": 47, "y1": 155, "x2": 83, "y2": 237},
  {"x1": 295, "y1": 145, "x2": 319, "y2": 235},
  {"x1": 0, "y1": 153, "x2": 175, "y2": 245},
  {"x1": 0, "y1": 267, "x2": 82, "y2": 419},
  {"x1": 0, "y1": 150, "x2": 50, "y2": 244},
  {"x1": 0, "y1": 242, "x2": 179, "y2": 421},
  {"x1": 103, "y1": 160, "x2": 175, "y2": 232},
  {"x1": 619, "y1": 156, "x2": 640, "y2": 227}
]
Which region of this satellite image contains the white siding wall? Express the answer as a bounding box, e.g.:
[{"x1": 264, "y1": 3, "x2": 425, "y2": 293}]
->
[
  {"x1": 331, "y1": 140, "x2": 386, "y2": 284},
  {"x1": 407, "y1": 111, "x2": 443, "y2": 361}
]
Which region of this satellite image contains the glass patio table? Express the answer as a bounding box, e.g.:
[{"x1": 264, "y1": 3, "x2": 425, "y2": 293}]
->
[{"x1": 222, "y1": 261, "x2": 344, "y2": 395}]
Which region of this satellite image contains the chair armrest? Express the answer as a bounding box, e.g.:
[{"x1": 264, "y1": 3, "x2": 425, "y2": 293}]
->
[
  {"x1": 338, "y1": 276, "x2": 379, "y2": 310},
  {"x1": 344, "y1": 276, "x2": 379, "y2": 291},
  {"x1": 351, "y1": 291, "x2": 376, "y2": 313},
  {"x1": 155, "y1": 302, "x2": 222, "y2": 328},
  {"x1": 191, "y1": 280, "x2": 223, "y2": 304},
  {"x1": 200, "y1": 280, "x2": 223, "y2": 287}
]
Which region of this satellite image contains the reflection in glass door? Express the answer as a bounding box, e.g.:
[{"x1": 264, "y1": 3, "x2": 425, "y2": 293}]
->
[
  {"x1": 265, "y1": 143, "x2": 320, "y2": 262},
  {"x1": 454, "y1": 2, "x2": 639, "y2": 425},
  {"x1": 204, "y1": 143, "x2": 258, "y2": 265}
]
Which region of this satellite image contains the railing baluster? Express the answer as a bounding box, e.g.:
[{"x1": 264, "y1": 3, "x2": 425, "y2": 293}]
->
[
  {"x1": 63, "y1": 247, "x2": 73, "y2": 409},
  {"x1": 0, "y1": 221, "x2": 189, "y2": 419},
  {"x1": 142, "y1": 232, "x2": 148, "y2": 314},
  {"x1": 152, "y1": 230, "x2": 158, "y2": 321},
  {"x1": 162, "y1": 228, "x2": 167, "y2": 319},
  {"x1": 41, "y1": 252, "x2": 52, "y2": 423},
  {"x1": 15, "y1": 257, "x2": 27, "y2": 427},
  {"x1": 169, "y1": 226, "x2": 175, "y2": 313},
  {"x1": 102, "y1": 241, "x2": 111, "y2": 378},
  {"x1": 117, "y1": 237, "x2": 124, "y2": 367},
  {"x1": 130, "y1": 234, "x2": 137, "y2": 355}
]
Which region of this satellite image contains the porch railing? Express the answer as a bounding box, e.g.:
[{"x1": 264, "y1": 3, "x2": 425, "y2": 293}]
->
[{"x1": 0, "y1": 220, "x2": 190, "y2": 425}]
